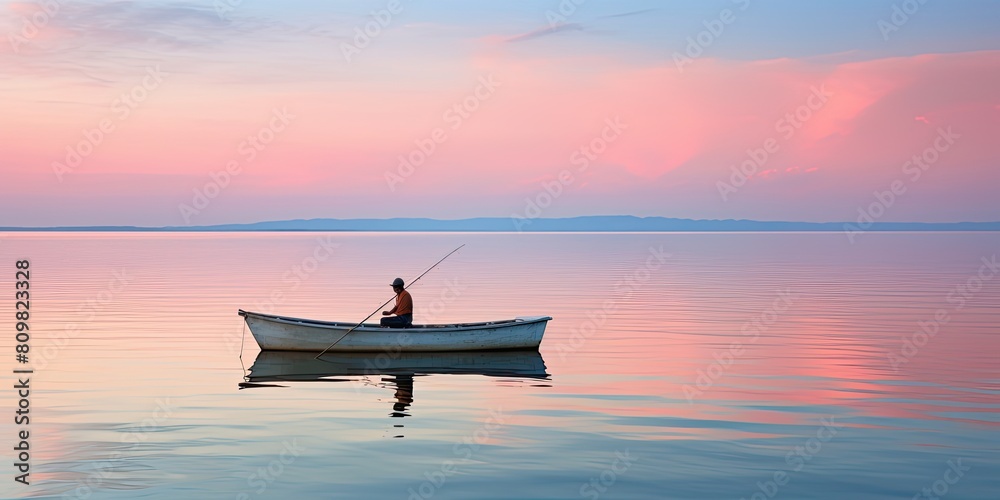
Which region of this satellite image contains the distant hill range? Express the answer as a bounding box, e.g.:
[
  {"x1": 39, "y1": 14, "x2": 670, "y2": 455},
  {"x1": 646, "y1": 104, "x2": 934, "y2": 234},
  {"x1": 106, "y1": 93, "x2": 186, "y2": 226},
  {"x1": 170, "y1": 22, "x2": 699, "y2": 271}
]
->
[{"x1": 3, "y1": 216, "x2": 1000, "y2": 232}]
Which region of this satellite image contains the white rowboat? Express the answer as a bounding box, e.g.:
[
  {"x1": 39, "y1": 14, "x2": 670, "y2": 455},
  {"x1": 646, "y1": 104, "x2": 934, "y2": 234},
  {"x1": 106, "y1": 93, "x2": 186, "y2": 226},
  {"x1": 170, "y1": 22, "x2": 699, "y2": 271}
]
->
[{"x1": 238, "y1": 310, "x2": 552, "y2": 352}]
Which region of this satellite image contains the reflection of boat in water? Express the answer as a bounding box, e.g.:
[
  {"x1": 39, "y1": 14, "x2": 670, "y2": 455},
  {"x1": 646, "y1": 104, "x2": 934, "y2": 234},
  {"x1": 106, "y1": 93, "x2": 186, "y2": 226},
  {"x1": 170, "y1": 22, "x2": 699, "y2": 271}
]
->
[
  {"x1": 244, "y1": 350, "x2": 549, "y2": 430},
  {"x1": 246, "y1": 349, "x2": 550, "y2": 383}
]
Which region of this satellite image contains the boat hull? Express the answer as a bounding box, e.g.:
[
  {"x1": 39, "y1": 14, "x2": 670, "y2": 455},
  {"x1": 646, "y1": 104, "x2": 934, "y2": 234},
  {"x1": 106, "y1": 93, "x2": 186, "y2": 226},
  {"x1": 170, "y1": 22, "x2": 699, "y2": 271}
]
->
[{"x1": 239, "y1": 310, "x2": 551, "y2": 352}]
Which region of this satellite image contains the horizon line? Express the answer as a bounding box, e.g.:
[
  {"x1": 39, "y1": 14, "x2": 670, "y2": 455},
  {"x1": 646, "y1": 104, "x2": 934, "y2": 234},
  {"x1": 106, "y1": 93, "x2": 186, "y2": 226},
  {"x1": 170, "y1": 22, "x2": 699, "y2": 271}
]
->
[{"x1": 2, "y1": 215, "x2": 1000, "y2": 232}]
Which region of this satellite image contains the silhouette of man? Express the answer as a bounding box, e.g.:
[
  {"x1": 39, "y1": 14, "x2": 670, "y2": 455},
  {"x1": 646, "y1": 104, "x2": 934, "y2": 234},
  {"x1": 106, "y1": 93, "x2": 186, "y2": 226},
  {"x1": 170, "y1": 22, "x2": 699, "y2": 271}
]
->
[{"x1": 381, "y1": 277, "x2": 413, "y2": 328}]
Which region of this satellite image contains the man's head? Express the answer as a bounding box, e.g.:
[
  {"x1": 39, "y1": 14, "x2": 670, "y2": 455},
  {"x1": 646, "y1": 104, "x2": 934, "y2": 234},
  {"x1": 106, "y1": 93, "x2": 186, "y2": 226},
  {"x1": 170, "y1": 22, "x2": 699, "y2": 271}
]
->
[{"x1": 391, "y1": 277, "x2": 404, "y2": 292}]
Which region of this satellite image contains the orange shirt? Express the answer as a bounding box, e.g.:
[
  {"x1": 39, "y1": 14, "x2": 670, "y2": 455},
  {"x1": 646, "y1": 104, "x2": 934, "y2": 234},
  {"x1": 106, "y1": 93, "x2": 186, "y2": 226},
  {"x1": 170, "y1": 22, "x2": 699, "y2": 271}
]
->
[{"x1": 395, "y1": 290, "x2": 413, "y2": 316}]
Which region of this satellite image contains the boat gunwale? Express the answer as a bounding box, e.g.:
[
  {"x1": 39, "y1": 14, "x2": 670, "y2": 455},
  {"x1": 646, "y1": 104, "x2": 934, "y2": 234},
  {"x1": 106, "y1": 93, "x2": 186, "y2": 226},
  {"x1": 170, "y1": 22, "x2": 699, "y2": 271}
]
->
[{"x1": 238, "y1": 309, "x2": 552, "y2": 332}]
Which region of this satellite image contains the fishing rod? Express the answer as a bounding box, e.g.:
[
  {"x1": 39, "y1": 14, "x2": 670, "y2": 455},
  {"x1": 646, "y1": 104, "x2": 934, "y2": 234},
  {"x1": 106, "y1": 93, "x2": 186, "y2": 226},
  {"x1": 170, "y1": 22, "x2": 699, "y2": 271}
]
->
[{"x1": 314, "y1": 244, "x2": 466, "y2": 359}]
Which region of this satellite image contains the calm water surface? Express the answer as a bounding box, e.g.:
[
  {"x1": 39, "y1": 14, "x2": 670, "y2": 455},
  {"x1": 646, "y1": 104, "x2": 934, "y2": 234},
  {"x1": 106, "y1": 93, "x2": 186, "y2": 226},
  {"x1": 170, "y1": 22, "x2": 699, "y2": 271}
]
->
[{"x1": 0, "y1": 232, "x2": 997, "y2": 499}]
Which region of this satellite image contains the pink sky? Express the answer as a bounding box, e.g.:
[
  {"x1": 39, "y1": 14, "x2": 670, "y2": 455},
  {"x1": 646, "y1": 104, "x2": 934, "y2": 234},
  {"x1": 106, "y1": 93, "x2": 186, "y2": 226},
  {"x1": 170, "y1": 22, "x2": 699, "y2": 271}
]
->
[{"x1": 0, "y1": 1, "x2": 998, "y2": 226}]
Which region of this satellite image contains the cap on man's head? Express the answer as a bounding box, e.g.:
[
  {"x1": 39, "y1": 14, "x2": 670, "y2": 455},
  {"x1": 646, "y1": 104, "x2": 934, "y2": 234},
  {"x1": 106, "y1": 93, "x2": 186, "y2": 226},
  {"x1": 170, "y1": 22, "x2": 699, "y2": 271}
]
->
[{"x1": 391, "y1": 278, "x2": 404, "y2": 288}]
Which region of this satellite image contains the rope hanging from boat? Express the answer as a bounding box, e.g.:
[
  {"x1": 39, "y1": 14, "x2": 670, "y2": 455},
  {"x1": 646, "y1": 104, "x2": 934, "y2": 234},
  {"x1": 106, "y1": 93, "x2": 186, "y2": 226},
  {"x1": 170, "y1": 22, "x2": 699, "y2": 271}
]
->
[
  {"x1": 239, "y1": 318, "x2": 248, "y2": 381},
  {"x1": 239, "y1": 318, "x2": 247, "y2": 360}
]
